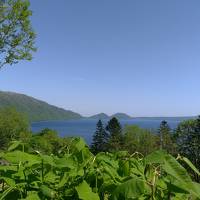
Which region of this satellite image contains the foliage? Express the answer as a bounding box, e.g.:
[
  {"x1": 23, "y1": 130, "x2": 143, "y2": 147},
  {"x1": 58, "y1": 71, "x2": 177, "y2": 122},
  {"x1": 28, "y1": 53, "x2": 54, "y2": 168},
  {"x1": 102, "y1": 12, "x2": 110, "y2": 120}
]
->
[
  {"x1": 0, "y1": 107, "x2": 29, "y2": 149},
  {"x1": 175, "y1": 117, "x2": 200, "y2": 181},
  {"x1": 106, "y1": 117, "x2": 123, "y2": 152},
  {"x1": 91, "y1": 120, "x2": 109, "y2": 154},
  {"x1": 0, "y1": 138, "x2": 200, "y2": 199},
  {"x1": 158, "y1": 120, "x2": 175, "y2": 154},
  {"x1": 123, "y1": 125, "x2": 159, "y2": 155},
  {"x1": 30, "y1": 128, "x2": 69, "y2": 155},
  {"x1": 0, "y1": 0, "x2": 36, "y2": 68}
]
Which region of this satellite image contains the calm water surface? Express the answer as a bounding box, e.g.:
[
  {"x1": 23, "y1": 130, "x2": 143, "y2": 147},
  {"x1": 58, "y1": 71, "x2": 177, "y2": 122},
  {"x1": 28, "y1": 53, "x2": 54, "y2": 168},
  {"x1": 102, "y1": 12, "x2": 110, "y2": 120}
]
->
[{"x1": 31, "y1": 118, "x2": 184, "y2": 145}]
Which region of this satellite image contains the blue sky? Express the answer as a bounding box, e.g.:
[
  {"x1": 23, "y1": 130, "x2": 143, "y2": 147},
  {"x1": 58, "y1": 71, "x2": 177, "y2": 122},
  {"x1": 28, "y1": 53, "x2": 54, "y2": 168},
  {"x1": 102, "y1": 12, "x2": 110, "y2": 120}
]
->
[{"x1": 1, "y1": 0, "x2": 200, "y2": 117}]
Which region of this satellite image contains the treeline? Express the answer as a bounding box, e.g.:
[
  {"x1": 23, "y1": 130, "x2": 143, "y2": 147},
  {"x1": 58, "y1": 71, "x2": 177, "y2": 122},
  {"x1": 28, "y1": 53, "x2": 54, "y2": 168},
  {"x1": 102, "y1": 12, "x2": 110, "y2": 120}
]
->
[
  {"x1": 90, "y1": 116, "x2": 200, "y2": 182},
  {"x1": 91, "y1": 117, "x2": 175, "y2": 155}
]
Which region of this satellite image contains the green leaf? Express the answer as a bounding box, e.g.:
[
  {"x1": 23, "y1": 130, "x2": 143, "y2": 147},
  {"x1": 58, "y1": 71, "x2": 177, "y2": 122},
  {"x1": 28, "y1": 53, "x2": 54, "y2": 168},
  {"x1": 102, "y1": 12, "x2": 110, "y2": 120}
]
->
[
  {"x1": 8, "y1": 141, "x2": 22, "y2": 151},
  {"x1": 3, "y1": 151, "x2": 41, "y2": 167},
  {"x1": 54, "y1": 156, "x2": 75, "y2": 169},
  {"x1": 111, "y1": 177, "x2": 150, "y2": 200},
  {"x1": 181, "y1": 156, "x2": 200, "y2": 176},
  {"x1": 40, "y1": 185, "x2": 56, "y2": 198},
  {"x1": 1, "y1": 177, "x2": 15, "y2": 187},
  {"x1": 72, "y1": 137, "x2": 87, "y2": 152},
  {"x1": 163, "y1": 154, "x2": 200, "y2": 198},
  {"x1": 0, "y1": 187, "x2": 15, "y2": 200},
  {"x1": 163, "y1": 155, "x2": 192, "y2": 183},
  {"x1": 145, "y1": 150, "x2": 167, "y2": 164},
  {"x1": 75, "y1": 181, "x2": 100, "y2": 200},
  {"x1": 24, "y1": 192, "x2": 40, "y2": 200}
]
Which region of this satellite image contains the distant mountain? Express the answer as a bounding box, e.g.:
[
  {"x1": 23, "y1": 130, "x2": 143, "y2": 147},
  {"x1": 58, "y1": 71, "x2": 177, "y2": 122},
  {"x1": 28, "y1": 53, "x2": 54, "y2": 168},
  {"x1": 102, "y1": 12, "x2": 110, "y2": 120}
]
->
[
  {"x1": 89, "y1": 113, "x2": 109, "y2": 120},
  {"x1": 0, "y1": 91, "x2": 82, "y2": 122},
  {"x1": 111, "y1": 113, "x2": 133, "y2": 120},
  {"x1": 89, "y1": 112, "x2": 133, "y2": 120}
]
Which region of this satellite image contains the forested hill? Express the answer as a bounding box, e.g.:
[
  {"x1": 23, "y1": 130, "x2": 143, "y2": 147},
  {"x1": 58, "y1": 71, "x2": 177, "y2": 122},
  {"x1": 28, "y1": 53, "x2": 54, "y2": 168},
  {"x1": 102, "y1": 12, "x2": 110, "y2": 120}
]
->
[
  {"x1": 89, "y1": 112, "x2": 133, "y2": 120},
  {"x1": 0, "y1": 91, "x2": 82, "y2": 122}
]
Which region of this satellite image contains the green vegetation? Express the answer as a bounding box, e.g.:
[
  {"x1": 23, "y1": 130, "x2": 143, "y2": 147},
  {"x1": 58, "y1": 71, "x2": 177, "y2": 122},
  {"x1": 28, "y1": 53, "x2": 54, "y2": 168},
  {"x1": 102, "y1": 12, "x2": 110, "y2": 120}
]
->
[
  {"x1": 106, "y1": 117, "x2": 124, "y2": 152},
  {"x1": 0, "y1": 91, "x2": 82, "y2": 122},
  {"x1": 91, "y1": 120, "x2": 108, "y2": 154},
  {"x1": 1, "y1": 107, "x2": 200, "y2": 199},
  {"x1": 174, "y1": 117, "x2": 200, "y2": 182},
  {"x1": 0, "y1": 107, "x2": 29, "y2": 150},
  {"x1": 1, "y1": 138, "x2": 200, "y2": 199},
  {"x1": 123, "y1": 125, "x2": 158, "y2": 155},
  {"x1": 158, "y1": 120, "x2": 175, "y2": 153},
  {"x1": 0, "y1": 0, "x2": 36, "y2": 68}
]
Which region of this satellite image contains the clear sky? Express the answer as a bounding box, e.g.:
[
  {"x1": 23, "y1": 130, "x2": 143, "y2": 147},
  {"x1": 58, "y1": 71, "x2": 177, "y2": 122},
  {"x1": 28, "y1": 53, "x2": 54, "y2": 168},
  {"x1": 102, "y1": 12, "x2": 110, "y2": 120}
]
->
[{"x1": 1, "y1": 0, "x2": 200, "y2": 117}]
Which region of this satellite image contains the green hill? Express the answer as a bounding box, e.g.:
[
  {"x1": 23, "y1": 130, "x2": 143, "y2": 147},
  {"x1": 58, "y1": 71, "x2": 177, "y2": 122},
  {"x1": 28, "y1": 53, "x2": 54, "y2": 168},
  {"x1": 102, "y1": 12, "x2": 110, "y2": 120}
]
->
[
  {"x1": 89, "y1": 113, "x2": 109, "y2": 120},
  {"x1": 111, "y1": 113, "x2": 132, "y2": 120},
  {"x1": 89, "y1": 112, "x2": 133, "y2": 120},
  {"x1": 0, "y1": 91, "x2": 82, "y2": 122}
]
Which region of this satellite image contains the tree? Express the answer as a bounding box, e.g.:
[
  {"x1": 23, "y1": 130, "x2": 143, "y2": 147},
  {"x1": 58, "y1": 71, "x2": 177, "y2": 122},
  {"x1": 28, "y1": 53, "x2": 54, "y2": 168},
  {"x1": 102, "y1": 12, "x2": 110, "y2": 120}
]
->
[
  {"x1": 30, "y1": 128, "x2": 64, "y2": 155},
  {"x1": 91, "y1": 120, "x2": 108, "y2": 154},
  {"x1": 174, "y1": 117, "x2": 200, "y2": 181},
  {"x1": 158, "y1": 120, "x2": 174, "y2": 153},
  {"x1": 106, "y1": 117, "x2": 123, "y2": 152},
  {"x1": 0, "y1": 0, "x2": 36, "y2": 68},
  {"x1": 123, "y1": 125, "x2": 159, "y2": 155},
  {"x1": 0, "y1": 107, "x2": 29, "y2": 149}
]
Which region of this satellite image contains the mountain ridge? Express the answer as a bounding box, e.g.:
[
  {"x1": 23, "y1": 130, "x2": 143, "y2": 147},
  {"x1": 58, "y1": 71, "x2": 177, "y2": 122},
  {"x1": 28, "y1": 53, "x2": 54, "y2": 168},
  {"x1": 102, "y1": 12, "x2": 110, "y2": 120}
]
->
[
  {"x1": 0, "y1": 91, "x2": 82, "y2": 122},
  {"x1": 0, "y1": 91, "x2": 197, "y2": 122}
]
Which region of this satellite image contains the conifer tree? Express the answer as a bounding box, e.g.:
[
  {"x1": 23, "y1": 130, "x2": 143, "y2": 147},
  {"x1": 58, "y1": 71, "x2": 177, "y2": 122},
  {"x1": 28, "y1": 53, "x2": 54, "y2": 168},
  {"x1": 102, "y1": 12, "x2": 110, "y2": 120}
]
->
[
  {"x1": 106, "y1": 117, "x2": 123, "y2": 152},
  {"x1": 91, "y1": 120, "x2": 108, "y2": 154},
  {"x1": 158, "y1": 120, "x2": 174, "y2": 153}
]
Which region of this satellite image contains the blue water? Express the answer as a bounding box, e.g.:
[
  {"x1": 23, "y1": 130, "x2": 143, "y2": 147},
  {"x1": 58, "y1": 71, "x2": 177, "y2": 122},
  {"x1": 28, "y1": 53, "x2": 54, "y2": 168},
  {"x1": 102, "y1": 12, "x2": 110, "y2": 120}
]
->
[{"x1": 31, "y1": 118, "x2": 184, "y2": 145}]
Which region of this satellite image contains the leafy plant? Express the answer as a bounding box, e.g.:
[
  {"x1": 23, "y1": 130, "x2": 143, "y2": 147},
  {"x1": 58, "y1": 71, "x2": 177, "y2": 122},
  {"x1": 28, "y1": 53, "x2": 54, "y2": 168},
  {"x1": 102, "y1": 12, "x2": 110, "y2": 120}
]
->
[{"x1": 0, "y1": 137, "x2": 200, "y2": 199}]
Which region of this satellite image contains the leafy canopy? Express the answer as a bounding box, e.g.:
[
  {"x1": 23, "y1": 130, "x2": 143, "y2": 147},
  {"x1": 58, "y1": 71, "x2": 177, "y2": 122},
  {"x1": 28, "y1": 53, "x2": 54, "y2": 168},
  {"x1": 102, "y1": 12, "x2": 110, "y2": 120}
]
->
[{"x1": 0, "y1": 0, "x2": 36, "y2": 68}]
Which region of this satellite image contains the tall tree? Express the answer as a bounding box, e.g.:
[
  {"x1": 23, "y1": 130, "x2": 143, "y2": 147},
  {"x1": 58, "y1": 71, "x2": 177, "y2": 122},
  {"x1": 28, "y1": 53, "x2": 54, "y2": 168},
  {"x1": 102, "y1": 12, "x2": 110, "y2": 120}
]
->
[
  {"x1": 91, "y1": 120, "x2": 108, "y2": 154},
  {"x1": 0, "y1": 0, "x2": 36, "y2": 68},
  {"x1": 158, "y1": 120, "x2": 174, "y2": 153},
  {"x1": 0, "y1": 107, "x2": 29, "y2": 149},
  {"x1": 106, "y1": 117, "x2": 123, "y2": 152},
  {"x1": 123, "y1": 125, "x2": 159, "y2": 155}
]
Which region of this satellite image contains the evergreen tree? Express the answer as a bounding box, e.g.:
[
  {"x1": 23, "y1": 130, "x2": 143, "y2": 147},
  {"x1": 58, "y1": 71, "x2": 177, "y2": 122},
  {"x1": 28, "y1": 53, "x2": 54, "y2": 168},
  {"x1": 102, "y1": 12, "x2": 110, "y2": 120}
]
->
[
  {"x1": 158, "y1": 120, "x2": 174, "y2": 153},
  {"x1": 106, "y1": 117, "x2": 123, "y2": 152},
  {"x1": 91, "y1": 120, "x2": 108, "y2": 154}
]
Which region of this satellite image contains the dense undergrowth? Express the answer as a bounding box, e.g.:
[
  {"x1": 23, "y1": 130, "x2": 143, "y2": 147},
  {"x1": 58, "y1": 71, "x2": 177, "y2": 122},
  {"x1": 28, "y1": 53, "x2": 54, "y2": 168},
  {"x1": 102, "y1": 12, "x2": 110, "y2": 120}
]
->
[{"x1": 0, "y1": 138, "x2": 200, "y2": 200}]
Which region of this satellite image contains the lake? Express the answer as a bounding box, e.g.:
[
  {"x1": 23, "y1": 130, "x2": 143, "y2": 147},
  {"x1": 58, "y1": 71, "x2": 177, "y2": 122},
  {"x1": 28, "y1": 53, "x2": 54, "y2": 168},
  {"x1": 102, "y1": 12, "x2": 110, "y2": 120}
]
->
[{"x1": 31, "y1": 118, "x2": 186, "y2": 145}]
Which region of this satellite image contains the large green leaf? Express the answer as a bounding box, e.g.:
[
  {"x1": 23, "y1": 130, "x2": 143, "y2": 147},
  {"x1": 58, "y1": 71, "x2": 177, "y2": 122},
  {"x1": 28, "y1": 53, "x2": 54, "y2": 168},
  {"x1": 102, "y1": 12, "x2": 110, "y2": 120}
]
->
[
  {"x1": 145, "y1": 150, "x2": 166, "y2": 164},
  {"x1": 181, "y1": 156, "x2": 200, "y2": 176},
  {"x1": 163, "y1": 154, "x2": 200, "y2": 198},
  {"x1": 54, "y1": 155, "x2": 76, "y2": 169},
  {"x1": 111, "y1": 177, "x2": 150, "y2": 200},
  {"x1": 3, "y1": 151, "x2": 41, "y2": 167},
  {"x1": 75, "y1": 181, "x2": 100, "y2": 200}
]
